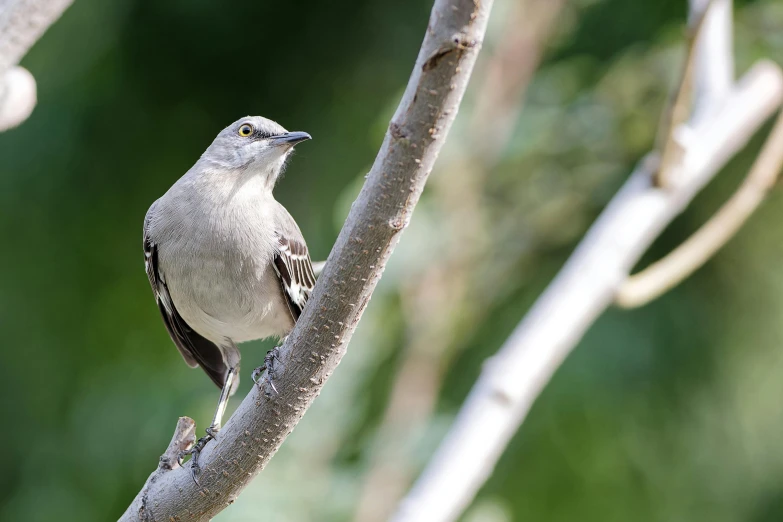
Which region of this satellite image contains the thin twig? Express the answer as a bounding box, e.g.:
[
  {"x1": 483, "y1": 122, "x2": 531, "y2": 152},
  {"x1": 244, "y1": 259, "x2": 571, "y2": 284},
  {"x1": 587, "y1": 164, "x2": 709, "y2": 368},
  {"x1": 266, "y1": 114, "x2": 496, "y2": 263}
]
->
[
  {"x1": 158, "y1": 417, "x2": 196, "y2": 471},
  {"x1": 617, "y1": 108, "x2": 783, "y2": 308},
  {"x1": 118, "y1": 0, "x2": 495, "y2": 520},
  {"x1": 655, "y1": 0, "x2": 716, "y2": 187},
  {"x1": 123, "y1": 417, "x2": 196, "y2": 522}
]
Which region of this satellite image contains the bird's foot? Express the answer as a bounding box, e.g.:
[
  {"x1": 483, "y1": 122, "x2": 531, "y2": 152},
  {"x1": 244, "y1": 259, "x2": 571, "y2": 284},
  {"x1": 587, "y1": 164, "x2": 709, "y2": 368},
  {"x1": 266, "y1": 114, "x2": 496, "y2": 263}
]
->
[
  {"x1": 205, "y1": 425, "x2": 220, "y2": 440},
  {"x1": 177, "y1": 432, "x2": 215, "y2": 486},
  {"x1": 252, "y1": 346, "x2": 281, "y2": 394}
]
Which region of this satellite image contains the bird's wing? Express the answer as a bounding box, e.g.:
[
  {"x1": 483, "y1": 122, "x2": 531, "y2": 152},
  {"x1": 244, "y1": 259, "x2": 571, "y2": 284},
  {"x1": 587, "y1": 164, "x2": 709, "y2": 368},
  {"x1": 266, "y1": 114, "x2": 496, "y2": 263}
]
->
[
  {"x1": 272, "y1": 232, "x2": 316, "y2": 322},
  {"x1": 144, "y1": 208, "x2": 228, "y2": 389}
]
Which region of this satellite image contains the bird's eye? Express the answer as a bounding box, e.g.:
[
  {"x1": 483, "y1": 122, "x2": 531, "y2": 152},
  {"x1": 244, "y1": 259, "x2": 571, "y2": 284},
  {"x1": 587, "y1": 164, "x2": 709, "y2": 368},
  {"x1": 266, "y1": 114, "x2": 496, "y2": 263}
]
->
[{"x1": 238, "y1": 124, "x2": 254, "y2": 137}]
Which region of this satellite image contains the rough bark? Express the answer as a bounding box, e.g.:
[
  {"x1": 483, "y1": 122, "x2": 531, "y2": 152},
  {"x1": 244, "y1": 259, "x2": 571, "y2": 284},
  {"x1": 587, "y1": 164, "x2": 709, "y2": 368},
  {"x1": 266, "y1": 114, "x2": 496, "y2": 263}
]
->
[{"x1": 118, "y1": 0, "x2": 494, "y2": 520}]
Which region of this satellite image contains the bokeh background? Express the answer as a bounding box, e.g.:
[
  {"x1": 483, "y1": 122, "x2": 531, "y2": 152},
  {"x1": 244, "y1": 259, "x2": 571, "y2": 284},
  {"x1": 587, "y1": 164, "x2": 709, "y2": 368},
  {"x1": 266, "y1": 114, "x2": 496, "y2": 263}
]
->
[{"x1": 3, "y1": 0, "x2": 783, "y2": 520}]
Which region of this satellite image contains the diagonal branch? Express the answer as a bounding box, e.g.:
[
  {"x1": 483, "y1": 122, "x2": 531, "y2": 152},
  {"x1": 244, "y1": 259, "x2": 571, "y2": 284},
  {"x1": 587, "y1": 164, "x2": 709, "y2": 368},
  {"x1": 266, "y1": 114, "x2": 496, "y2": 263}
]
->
[
  {"x1": 118, "y1": 0, "x2": 494, "y2": 520},
  {"x1": 393, "y1": 59, "x2": 783, "y2": 522},
  {"x1": 391, "y1": 0, "x2": 783, "y2": 517}
]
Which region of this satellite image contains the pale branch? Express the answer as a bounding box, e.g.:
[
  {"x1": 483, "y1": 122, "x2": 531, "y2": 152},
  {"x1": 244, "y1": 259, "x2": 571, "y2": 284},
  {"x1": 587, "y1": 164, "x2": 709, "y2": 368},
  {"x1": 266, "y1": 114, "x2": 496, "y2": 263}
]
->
[
  {"x1": 616, "y1": 108, "x2": 783, "y2": 308},
  {"x1": 690, "y1": 0, "x2": 734, "y2": 120},
  {"x1": 118, "y1": 0, "x2": 494, "y2": 520},
  {"x1": 311, "y1": 260, "x2": 326, "y2": 277},
  {"x1": 0, "y1": 65, "x2": 35, "y2": 131},
  {"x1": 393, "y1": 60, "x2": 783, "y2": 522},
  {"x1": 656, "y1": 0, "x2": 717, "y2": 187},
  {"x1": 353, "y1": 2, "x2": 567, "y2": 519},
  {"x1": 0, "y1": 0, "x2": 73, "y2": 70},
  {"x1": 0, "y1": 0, "x2": 72, "y2": 130},
  {"x1": 391, "y1": 1, "x2": 783, "y2": 515}
]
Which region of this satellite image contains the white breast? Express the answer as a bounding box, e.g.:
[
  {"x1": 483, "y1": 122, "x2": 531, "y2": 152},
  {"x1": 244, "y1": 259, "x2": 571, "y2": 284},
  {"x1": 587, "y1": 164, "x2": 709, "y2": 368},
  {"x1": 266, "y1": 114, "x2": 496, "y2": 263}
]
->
[{"x1": 150, "y1": 173, "x2": 295, "y2": 346}]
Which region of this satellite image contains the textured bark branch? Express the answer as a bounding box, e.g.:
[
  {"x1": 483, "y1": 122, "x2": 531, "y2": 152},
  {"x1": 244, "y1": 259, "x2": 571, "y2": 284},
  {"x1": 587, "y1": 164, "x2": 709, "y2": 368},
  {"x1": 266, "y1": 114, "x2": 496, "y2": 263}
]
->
[
  {"x1": 0, "y1": 0, "x2": 72, "y2": 130},
  {"x1": 118, "y1": 0, "x2": 494, "y2": 520},
  {"x1": 392, "y1": 0, "x2": 783, "y2": 516}
]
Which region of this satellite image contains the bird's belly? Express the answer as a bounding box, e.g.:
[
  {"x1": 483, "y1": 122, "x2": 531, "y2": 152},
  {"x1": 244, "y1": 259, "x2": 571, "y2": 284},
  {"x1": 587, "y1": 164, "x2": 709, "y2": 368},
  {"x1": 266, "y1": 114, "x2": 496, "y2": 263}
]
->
[
  {"x1": 188, "y1": 302, "x2": 292, "y2": 344},
  {"x1": 166, "y1": 251, "x2": 293, "y2": 344}
]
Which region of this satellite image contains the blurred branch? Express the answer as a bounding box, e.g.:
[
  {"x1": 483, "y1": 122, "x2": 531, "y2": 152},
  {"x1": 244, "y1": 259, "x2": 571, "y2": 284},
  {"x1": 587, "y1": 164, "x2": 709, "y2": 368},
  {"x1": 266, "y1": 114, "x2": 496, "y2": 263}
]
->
[
  {"x1": 353, "y1": 1, "x2": 566, "y2": 520},
  {"x1": 470, "y1": 0, "x2": 564, "y2": 165},
  {"x1": 311, "y1": 259, "x2": 326, "y2": 276},
  {"x1": 655, "y1": 0, "x2": 716, "y2": 187},
  {"x1": 617, "y1": 108, "x2": 783, "y2": 308},
  {"x1": 0, "y1": 0, "x2": 72, "y2": 131},
  {"x1": 0, "y1": 65, "x2": 35, "y2": 131},
  {"x1": 0, "y1": 0, "x2": 72, "y2": 70},
  {"x1": 118, "y1": 0, "x2": 495, "y2": 520},
  {"x1": 690, "y1": 0, "x2": 733, "y2": 119},
  {"x1": 392, "y1": 3, "x2": 783, "y2": 520}
]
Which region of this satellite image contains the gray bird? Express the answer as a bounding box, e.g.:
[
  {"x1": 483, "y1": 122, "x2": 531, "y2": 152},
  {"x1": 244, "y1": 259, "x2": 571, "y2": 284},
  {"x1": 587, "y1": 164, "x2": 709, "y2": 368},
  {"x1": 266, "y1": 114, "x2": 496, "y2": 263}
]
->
[{"x1": 143, "y1": 116, "x2": 315, "y2": 476}]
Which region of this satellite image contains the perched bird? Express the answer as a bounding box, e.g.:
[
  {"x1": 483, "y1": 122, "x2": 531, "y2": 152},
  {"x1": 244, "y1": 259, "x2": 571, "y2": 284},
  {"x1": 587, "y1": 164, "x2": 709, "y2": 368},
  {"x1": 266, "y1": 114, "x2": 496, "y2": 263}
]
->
[{"x1": 143, "y1": 116, "x2": 315, "y2": 477}]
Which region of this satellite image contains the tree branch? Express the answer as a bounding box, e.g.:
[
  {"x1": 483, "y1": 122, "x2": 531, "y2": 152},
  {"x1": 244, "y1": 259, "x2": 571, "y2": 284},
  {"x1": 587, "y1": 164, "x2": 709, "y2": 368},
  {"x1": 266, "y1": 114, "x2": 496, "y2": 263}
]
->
[
  {"x1": 0, "y1": 64, "x2": 35, "y2": 131},
  {"x1": 123, "y1": 418, "x2": 197, "y2": 522},
  {"x1": 0, "y1": 0, "x2": 72, "y2": 130},
  {"x1": 655, "y1": 0, "x2": 715, "y2": 188},
  {"x1": 118, "y1": 0, "x2": 494, "y2": 520},
  {"x1": 616, "y1": 108, "x2": 783, "y2": 308},
  {"x1": 690, "y1": 0, "x2": 733, "y2": 121},
  {"x1": 353, "y1": 2, "x2": 566, "y2": 519},
  {"x1": 391, "y1": 4, "x2": 783, "y2": 517}
]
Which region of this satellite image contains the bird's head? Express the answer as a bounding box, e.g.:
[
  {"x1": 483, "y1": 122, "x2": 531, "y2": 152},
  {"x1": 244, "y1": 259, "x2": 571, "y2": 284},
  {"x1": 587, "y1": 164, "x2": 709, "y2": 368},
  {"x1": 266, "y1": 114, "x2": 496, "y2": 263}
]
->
[{"x1": 200, "y1": 116, "x2": 311, "y2": 186}]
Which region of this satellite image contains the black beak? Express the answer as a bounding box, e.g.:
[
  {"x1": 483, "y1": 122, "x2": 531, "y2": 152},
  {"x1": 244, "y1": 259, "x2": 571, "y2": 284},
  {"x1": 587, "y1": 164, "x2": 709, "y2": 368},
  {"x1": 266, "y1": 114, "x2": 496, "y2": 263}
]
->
[{"x1": 271, "y1": 131, "x2": 312, "y2": 146}]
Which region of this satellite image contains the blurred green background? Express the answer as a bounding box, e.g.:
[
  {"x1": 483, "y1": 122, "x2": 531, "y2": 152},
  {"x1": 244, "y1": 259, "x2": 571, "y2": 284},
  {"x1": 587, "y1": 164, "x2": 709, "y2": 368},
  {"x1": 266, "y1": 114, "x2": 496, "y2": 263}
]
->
[{"x1": 2, "y1": 0, "x2": 783, "y2": 520}]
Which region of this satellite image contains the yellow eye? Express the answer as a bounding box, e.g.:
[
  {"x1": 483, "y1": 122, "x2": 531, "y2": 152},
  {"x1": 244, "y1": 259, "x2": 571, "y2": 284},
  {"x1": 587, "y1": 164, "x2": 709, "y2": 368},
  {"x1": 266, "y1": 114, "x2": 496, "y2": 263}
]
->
[{"x1": 238, "y1": 123, "x2": 254, "y2": 137}]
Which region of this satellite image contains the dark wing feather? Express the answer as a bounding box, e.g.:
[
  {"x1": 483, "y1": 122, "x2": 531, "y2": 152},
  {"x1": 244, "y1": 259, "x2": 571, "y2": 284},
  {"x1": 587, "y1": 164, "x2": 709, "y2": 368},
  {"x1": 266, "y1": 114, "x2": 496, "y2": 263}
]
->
[
  {"x1": 144, "y1": 230, "x2": 228, "y2": 389},
  {"x1": 272, "y1": 234, "x2": 316, "y2": 321}
]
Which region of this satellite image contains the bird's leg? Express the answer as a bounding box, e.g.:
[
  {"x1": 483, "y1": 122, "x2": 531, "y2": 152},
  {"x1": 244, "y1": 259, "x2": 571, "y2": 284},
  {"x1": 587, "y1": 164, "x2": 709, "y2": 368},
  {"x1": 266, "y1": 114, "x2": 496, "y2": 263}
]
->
[
  {"x1": 179, "y1": 366, "x2": 237, "y2": 484},
  {"x1": 252, "y1": 345, "x2": 282, "y2": 394}
]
